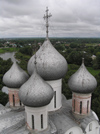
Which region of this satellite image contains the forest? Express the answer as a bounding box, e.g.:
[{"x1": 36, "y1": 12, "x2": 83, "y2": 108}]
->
[{"x1": 0, "y1": 37, "x2": 100, "y2": 119}]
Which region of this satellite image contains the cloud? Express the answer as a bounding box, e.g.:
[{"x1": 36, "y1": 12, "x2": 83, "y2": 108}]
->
[{"x1": 0, "y1": 0, "x2": 100, "y2": 38}]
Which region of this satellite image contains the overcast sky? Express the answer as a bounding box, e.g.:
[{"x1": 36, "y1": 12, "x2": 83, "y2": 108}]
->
[{"x1": 0, "y1": 0, "x2": 100, "y2": 38}]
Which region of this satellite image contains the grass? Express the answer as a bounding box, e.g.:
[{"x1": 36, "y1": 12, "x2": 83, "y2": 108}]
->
[
  {"x1": 87, "y1": 67, "x2": 100, "y2": 76},
  {"x1": 85, "y1": 43, "x2": 98, "y2": 46},
  {"x1": 0, "y1": 47, "x2": 19, "y2": 54},
  {"x1": 68, "y1": 64, "x2": 100, "y2": 76}
]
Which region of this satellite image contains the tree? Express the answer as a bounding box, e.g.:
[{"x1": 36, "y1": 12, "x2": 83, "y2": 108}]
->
[
  {"x1": 96, "y1": 52, "x2": 100, "y2": 68},
  {"x1": 70, "y1": 42, "x2": 78, "y2": 48},
  {"x1": 0, "y1": 91, "x2": 8, "y2": 105},
  {"x1": 19, "y1": 46, "x2": 33, "y2": 56},
  {"x1": 67, "y1": 51, "x2": 92, "y2": 66}
]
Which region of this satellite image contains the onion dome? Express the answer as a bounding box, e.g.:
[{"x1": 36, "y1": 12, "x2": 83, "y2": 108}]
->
[
  {"x1": 27, "y1": 39, "x2": 68, "y2": 80},
  {"x1": 19, "y1": 67, "x2": 54, "y2": 107},
  {"x1": 68, "y1": 58, "x2": 97, "y2": 94},
  {"x1": 3, "y1": 62, "x2": 29, "y2": 88}
]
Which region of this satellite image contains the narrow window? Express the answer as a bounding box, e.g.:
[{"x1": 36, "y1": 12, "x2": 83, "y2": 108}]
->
[
  {"x1": 41, "y1": 114, "x2": 43, "y2": 129},
  {"x1": 54, "y1": 91, "x2": 56, "y2": 108},
  {"x1": 32, "y1": 115, "x2": 34, "y2": 129},
  {"x1": 89, "y1": 123, "x2": 92, "y2": 131},
  {"x1": 74, "y1": 99, "x2": 75, "y2": 112},
  {"x1": 20, "y1": 101, "x2": 21, "y2": 106},
  {"x1": 80, "y1": 101, "x2": 82, "y2": 114},
  {"x1": 13, "y1": 95, "x2": 15, "y2": 106},
  {"x1": 87, "y1": 100, "x2": 89, "y2": 113}
]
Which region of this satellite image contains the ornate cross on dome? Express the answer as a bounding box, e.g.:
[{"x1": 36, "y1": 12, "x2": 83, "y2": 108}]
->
[{"x1": 43, "y1": 7, "x2": 52, "y2": 39}]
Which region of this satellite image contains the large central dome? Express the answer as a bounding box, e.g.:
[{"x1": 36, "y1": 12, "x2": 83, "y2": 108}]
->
[{"x1": 27, "y1": 39, "x2": 68, "y2": 80}]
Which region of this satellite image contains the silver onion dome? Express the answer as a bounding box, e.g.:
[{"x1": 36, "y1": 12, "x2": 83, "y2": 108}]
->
[
  {"x1": 68, "y1": 58, "x2": 97, "y2": 94},
  {"x1": 27, "y1": 39, "x2": 68, "y2": 80},
  {"x1": 19, "y1": 67, "x2": 54, "y2": 107},
  {"x1": 3, "y1": 62, "x2": 29, "y2": 88}
]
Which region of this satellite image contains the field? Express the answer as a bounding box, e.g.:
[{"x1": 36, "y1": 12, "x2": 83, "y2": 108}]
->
[
  {"x1": 87, "y1": 67, "x2": 100, "y2": 76},
  {"x1": 0, "y1": 48, "x2": 18, "y2": 54},
  {"x1": 85, "y1": 43, "x2": 98, "y2": 46}
]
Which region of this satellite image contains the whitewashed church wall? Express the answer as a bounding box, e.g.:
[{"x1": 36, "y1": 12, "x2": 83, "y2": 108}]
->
[{"x1": 47, "y1": 79, "x2": 62, "y2": 111}]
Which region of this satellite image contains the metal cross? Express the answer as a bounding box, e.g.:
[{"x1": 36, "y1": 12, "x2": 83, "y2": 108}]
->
[{"x1": 43, "y1": 7, "x2": 52, "y2": 39}]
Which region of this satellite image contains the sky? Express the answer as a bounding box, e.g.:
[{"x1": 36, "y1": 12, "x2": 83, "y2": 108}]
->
[{"x1": 0, "y1": 0, "x2": 100, "y2": 38}]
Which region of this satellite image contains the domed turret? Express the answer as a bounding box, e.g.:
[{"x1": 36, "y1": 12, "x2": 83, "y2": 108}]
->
[
  {"x1": 68, "y1": 58, "x2": 97, "y2": 94},
  {"x1": 27, "y1": 39, "x2": 68, "y2": 80},
  {"x1": 3, "y1": 62, "x2": 29, "y2": 88},
  {"x1": 68, "y1": 58, "x2": 97, "y2": 116},
  {"x1": 19, "y1": 66, "x2": 54, "y2": 107},
  {"x1": 20, "y1": 52, "x2": 54, "y2": 131},
  {"x1": 3, "y1": 62, "x2": 29, "y2": 107}
]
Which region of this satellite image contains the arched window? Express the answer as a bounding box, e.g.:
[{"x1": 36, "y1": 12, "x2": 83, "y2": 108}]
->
[
  {"x1": 32, "y1": 115, "x2": 34, "y2": 129},
  {"x1": 54, "y1": 91, "x2": 56, "y2": 108},
  {"x1": 87, "y1": 100, "x2": 89, "y2": 113},
  {"x1": 74, "y1": 99, "x2": 75, "y2": 112},
  {"x1": 89, "y1": 123, "x2": 92, "y2": 131},
  {"x1": 41, "y1": 114, "x2": 43, "y2": 129},
  {"x1": 20, "y1": 101, "x2": 21, "y2": 106},
  {"x1": 13, "y1": 95, "x2": 15, "y2": 106},
  {"x1": 69, "y1": 132, "x2": 73, "y2": 134},
  {"x1": 80, "y1": 101, "x2": 82, "y2": 114}
]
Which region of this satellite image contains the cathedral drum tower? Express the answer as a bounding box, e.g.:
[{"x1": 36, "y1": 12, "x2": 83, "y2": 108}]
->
[
  {"x1": 68, "y1": 58, "x2": 97, "y2": 116},
  {"x1": 3, "y1": 62, "x2": 29, "y2": 107},
  {"x1": 19, "y1": 58, "x2": 54, "y2": 131},
  {"x1": 27, "y1": 7, "x2": 68, "y2": 111}
]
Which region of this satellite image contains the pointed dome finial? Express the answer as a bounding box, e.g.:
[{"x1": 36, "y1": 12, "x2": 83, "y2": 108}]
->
[
  {"x1": 34, "y1": 54, "x2": 37, "y2": 73},
  {"x1": 82, "y1": 58, "x2": 84, "y2": 64},
  {"x1": 34, "y1": 54, "x2": 37, "y2": 65}
]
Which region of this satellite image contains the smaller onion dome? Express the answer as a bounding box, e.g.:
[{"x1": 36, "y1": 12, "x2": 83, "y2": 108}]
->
[
  {"x1": 19, "y1": 67, "x2": 54, "y2": 107},
  {"x1": 3, "y1": 62, "x2": 29, "y2": 88},
  {"x1": 27, "y1": 39, "x2": 68, "y2": 80},
  {"x1": 68, "y1": 58, "x2": 97, "y2": 94}
]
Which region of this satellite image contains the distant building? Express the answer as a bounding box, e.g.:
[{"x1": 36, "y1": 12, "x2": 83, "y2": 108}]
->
[
  {"x1": 91, "y1": 55, "x2": 96, "y2": 60},
  {"x1": 65, "y1": 44, "x2": 70, "y2": 47},
  {"x1": 10, "y1": 43, "x2": 17, "y2": 47}
]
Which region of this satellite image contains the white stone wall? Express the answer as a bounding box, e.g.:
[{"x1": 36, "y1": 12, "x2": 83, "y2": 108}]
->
[
  {"x1": 25, "y1": 106, "x2": 48, "y2": 131},
  {"x1": 85, "y1": 121, "x2": 99, "y2": 134},
  {"x1": 47, "y1": 79, "x2": 62, "y2": 111},
  {"x1": 65, "y1": 126, "x2": 83, "y2": 134},
  {"x1": 64, "y1": 123, "x2": 99, "y2": 134}
]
